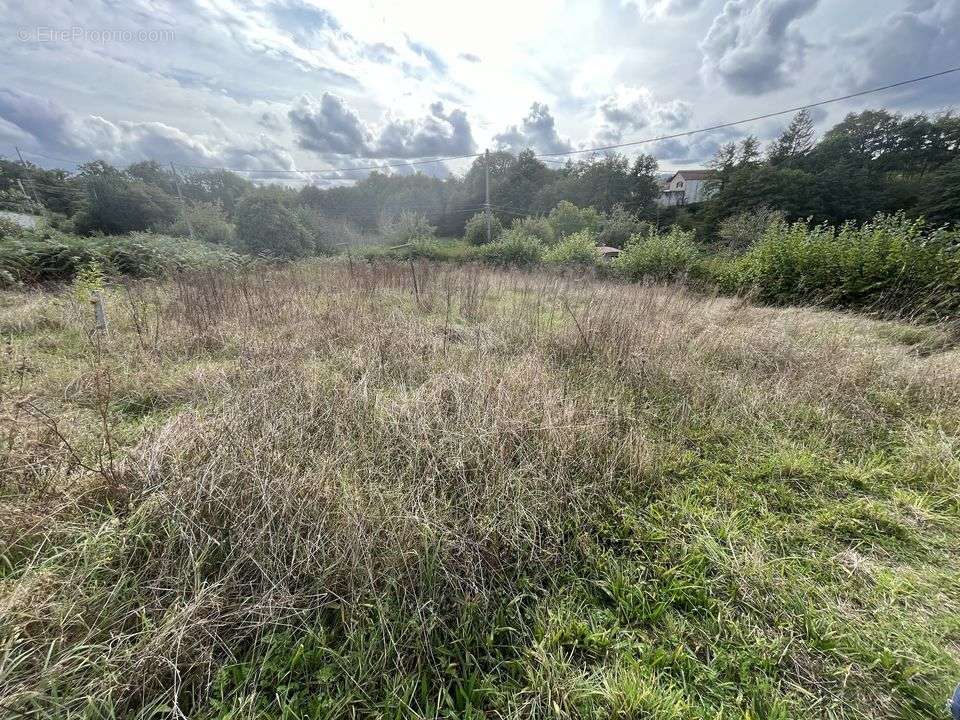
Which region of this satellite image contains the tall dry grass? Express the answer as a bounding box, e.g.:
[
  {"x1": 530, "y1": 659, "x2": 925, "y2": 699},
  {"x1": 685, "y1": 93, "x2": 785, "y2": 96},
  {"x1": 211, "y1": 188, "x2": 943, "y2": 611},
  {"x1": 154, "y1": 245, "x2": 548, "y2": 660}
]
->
[{"x1": 1, "y1": 259, "x2": 958, "y2": 717}]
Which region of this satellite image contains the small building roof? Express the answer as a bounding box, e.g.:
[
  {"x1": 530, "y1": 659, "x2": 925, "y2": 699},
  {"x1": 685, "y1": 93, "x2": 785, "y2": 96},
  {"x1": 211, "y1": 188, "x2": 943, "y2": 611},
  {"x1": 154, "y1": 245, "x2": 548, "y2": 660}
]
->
[
  {"x1": 667, "y1": 169, "x2": 710, "y2": 182},
  {"x1": 597, "y1": 246, "x2": 621, "y2": 256}
]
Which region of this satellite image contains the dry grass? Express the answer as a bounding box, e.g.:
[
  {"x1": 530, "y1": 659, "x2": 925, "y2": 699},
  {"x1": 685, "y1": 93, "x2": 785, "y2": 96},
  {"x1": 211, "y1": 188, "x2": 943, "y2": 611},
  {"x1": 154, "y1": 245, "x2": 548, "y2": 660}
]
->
[{"x1": 1, "y1": 260, "x2": 959, "y2": 718}]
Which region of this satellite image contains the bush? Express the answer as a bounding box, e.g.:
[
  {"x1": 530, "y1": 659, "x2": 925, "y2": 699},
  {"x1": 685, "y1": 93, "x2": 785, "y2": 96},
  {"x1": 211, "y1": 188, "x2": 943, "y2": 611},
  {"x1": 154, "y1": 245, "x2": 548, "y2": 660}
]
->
[
  {"x1": 479, "y1": 232, "x2": 543, "y2": 267},
  {"x1": 235, "y1": 189, "x2": 314, "y2": 258},
  {"x1": 615, "y1": 226, "x2": 701, "y2": 280},
  {"x1": 0, "y1": 229, "x2": 244, "y2": 284},
  {"x1": 464, "y1": 211, "x2": 503, "y2": 245},
  {"x1": 363, "y1": 239, "x2": 479, "y2": 263},
  {"x1": 597, "y1": 204, "x2": 647, "y2": 248},
  {"x1": 548, "y1": 201, "x2": 600, "y2": 239},
  {"x1": 716, "y1": 212, "x2": 960, "y2": 318},
  {"x1": 384, "y1": 210, "x2": 436, "y2": 245},
  {"x1": 716, "y1": 206, "x2": 783, "y2": 253},
  {"x1": 74, "y1": 175, "x2": 179, "y2": 235},
  {"x1": 510, "y1": 215, "x2": 555, "y2": 246},
  {"x1": 543, "y1": 230, "x2": 599, "y2": 265},
  {"x1": 168, "y1": 201, "x2": 236, "y2": 246}
]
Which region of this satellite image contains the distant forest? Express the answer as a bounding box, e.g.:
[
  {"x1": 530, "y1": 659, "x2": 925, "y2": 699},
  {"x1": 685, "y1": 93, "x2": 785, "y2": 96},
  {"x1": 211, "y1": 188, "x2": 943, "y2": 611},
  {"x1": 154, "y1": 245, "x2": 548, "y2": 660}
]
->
[{"x1": 2, "y1": 108, "x2": 958, "y2": 251}]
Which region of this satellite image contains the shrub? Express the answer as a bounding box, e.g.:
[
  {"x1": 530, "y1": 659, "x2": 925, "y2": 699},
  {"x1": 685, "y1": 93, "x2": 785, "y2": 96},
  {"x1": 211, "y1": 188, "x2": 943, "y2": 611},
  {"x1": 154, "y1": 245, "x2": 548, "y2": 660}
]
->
[
  {"x1": 464, "y1": 211, "x2": 503, "y2": 245},
  {"x1": 510, "y1": 215, "x2": 555, "y2": 246},
  {"x1": 366, "y1": 239, "x2": 479, "y2": 263},
  {"x1": 479, "y1": 232, "x2": 543, "y2": 267},
  {"x1": 384, "y1": 210, "x2": 436, "y2": 245},
  {"x1": 597, "y1": 204, "x2": 647, "y2": 248},
  {"x1": 0, "y1": 215, "x2": 26, "y2": 239},
  {"x1": 718, "y1": 212, "x2": 960, "y2": 318},
  {"x1": 716, "y1": 206, "x2": 784, "y2": 253},
  {"x1": 548, "y1": 201, "x2": 600, "y2": 239},
  {"x1": 235, "y1": 189, "x2": 314, "y2": 258},
  {"x1": 0, "y1": 229, "x2": 244, "y2": 284},
  {"x1": 168, "y1": 201, "x2": 236, "y2": 246},
  {"x1": 543, "y1": 230, "x2": 599, "y2": 265},
  {"x1": 74, "y1": 175, "x2": 179, "y2": 235},
  {"x1": 615, "y1": 226, "x2": 701, "y2": 280}
]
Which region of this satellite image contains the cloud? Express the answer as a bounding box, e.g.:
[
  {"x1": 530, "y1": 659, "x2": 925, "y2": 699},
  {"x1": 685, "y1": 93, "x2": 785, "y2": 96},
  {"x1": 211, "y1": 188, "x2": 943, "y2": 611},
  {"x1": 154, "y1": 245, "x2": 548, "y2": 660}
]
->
[
  {"x1": 0, "y1": 89, "x2": 74, "y2": 151},
  {"x1": 592, "y1": 86, "x2": 693, "y2": 144},
  {"x1": 257, "y1": 110, "x2": 285, "y2": 131},
  {"x1": 375, "y1": 103, "x2": 474, "y2": 158},
  {"x1": 405, "y1": 38, "x2": 448, "y2": 74},
  {"x1": 637, "y1": 0, "x2": 706, "y2": 17},
  {"x1": 494, "y1": 103, "x2": 572, "y2": 154},
  {"x1": 700, "y1": 0, "x2": 819, "y2": 95},
  {"x1": 838, "y1": 0, "x2": 960, "y2": 106},
  {"x1": 267, "y1": 0, "x2": 340, "y2": 36},
  {"x1": 289, "y1": 93, "x2": 475, "y2": 159},
  {"x1": 288, "y1": 93, "x2": 369, "y2": 156},
  {"x1": 0, "y1": 87, "x2": 297, "y2": 173},
  {"x1": 459, "y1": 53, "x2": 481, "y2": 63},
  {"x1": 362, "y1": 43, "x2": 397, "y2": 63},
  {"x1": 649, "y1": 127, "x2": 742, "y2": 165}
]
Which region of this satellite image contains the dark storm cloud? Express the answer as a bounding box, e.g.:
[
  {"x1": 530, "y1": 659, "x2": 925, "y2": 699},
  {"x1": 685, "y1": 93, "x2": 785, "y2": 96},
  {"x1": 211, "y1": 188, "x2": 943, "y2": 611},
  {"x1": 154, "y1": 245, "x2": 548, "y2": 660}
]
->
[
  {"x1": 494, "y1": 103, "x2": 572, "y2": 154},
  {"x1": 700, "y1": 0, "x2": 819, "y2": 95},
  {"x1": 289, "y1": 93, "x2": 475, "y2": 159}
]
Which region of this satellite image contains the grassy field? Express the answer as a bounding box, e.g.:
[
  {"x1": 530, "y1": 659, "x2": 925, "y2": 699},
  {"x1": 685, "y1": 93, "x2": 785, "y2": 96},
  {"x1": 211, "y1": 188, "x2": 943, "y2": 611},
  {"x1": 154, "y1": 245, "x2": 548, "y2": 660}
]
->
[{"x1": 2, "y1": 260, "x2": 959, "y2": 719}]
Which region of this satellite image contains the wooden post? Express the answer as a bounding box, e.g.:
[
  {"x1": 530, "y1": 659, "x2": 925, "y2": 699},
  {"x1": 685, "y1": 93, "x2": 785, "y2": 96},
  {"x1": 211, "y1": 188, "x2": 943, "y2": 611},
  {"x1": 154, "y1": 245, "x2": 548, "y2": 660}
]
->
[{"x1": 92, "y1": 293, "x2": 108, "y2": 335}]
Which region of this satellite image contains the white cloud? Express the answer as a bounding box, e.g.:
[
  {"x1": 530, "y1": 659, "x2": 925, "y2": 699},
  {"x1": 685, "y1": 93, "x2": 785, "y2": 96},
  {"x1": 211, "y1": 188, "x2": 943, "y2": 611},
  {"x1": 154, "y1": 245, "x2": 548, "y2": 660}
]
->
[
  {"x1": 288, "y1": 93, "x2": 475, "y2": 159},
  {"x1": 493, "y1": 103, "x2": 571, "y2": 154},
  {"x1": 592, "y1": 86, "x2": 694, "y2": 145},
  {"x1": 700, "y1": 0, "x2": 819, "y2": 95}
]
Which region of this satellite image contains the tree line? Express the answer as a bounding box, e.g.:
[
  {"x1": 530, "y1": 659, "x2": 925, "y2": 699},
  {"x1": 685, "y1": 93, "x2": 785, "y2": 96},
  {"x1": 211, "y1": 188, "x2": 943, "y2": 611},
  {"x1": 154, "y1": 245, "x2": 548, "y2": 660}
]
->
[{"x1": 1, "y1": 107, "x2": 957, "y2": 258}]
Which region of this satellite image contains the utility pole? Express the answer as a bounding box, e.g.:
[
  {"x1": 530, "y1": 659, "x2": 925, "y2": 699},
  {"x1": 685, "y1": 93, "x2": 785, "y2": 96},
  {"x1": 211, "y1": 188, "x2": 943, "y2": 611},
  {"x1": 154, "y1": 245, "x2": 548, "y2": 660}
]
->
[
  {"x1": 169, "y1": 161, "x2": 196, "y2": 241},
  {"x1": 484, "y1": 148, "x2": 492, "y2": 244},
  {"x1": 14, "y1": 146, "x2": 42, "y2": 209}
]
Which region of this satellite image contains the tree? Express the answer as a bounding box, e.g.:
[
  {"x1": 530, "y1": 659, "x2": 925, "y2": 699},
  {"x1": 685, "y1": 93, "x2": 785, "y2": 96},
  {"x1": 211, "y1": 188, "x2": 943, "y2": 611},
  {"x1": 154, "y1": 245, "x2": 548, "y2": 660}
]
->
[
  {"x1": 464, "y1": 211, "x2": 503, "y2": 245},
  {"x1": 548, "y1": 201, "x2": 599, "y2": 238},
  {"x1": 737, "y1": 136, "x2": 762, "y2": 166},
  {"x1": 235, "y1": 188, "x2": 313, "y2": 257},
  {"x1": 626, "y1": 154, "x2": 661, "y2": 212},
  {"x1": 75, "y1": 172, "x2": 179, "y2": 235},
  {"x1": 597, "y1": 204, "x2": 647, "y2": 248},
  {"x1": 168, "y1": 201, "x2": 236, "y2": 245},
  {"x1": 914, "y1": 157, "x2": 960, "y2": 225},
  {"x1": 768, "y1": 110, "x2": 815, "y2": 165}
]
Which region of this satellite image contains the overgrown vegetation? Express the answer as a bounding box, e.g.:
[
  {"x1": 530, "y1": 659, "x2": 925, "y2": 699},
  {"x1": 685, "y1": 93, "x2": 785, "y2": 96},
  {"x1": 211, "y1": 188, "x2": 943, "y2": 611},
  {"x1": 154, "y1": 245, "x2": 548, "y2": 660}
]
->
[
  {"x1": 2, "y1": 262, "x2": 959, "y2": 718},
  {"x1": 0, "y1": 225, "x2": 243, "y2": 285},
  {"x1": 2, "y1": 106, "x2": 958, "y2": 319}
]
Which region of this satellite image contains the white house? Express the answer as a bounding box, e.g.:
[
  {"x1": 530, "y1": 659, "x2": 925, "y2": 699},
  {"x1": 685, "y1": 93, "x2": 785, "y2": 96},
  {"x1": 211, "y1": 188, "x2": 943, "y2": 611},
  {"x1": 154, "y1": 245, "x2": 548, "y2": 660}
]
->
[{"x1": 657, "y1": 170, "x2": 711, "y2": 207}]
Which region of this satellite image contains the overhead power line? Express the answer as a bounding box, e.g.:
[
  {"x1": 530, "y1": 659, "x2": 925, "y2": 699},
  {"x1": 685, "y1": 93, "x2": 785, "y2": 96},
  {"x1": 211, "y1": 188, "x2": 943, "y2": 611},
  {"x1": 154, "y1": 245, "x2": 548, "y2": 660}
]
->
[
  {"x1": 535, "y1": 66, "x2": 960, "y2": 158},
  {"x1": 8, "y1": 66, "x2": 959, "y2": 177}
]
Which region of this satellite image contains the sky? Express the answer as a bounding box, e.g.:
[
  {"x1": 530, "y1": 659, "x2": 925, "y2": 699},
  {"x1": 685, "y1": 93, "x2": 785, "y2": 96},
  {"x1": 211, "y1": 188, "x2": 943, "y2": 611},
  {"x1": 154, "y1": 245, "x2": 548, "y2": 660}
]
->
[{"x1": 0, "y1": 0, "x2": 957, "y2": 187}]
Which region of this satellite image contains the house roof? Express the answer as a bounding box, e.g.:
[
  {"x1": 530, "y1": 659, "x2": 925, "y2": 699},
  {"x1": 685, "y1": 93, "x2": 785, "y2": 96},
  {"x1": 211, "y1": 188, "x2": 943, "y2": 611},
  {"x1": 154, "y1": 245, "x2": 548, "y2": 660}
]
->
[{"x1": 668, "y1": 169, "x2": 709, "y2": 181}]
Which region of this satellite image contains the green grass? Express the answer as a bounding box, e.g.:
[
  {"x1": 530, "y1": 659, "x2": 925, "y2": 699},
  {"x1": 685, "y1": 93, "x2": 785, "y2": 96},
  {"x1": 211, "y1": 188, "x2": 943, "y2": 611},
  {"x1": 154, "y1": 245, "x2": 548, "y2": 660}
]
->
[{"x1": 1, "y1": 262, "x2": 959, "y2": 718}]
